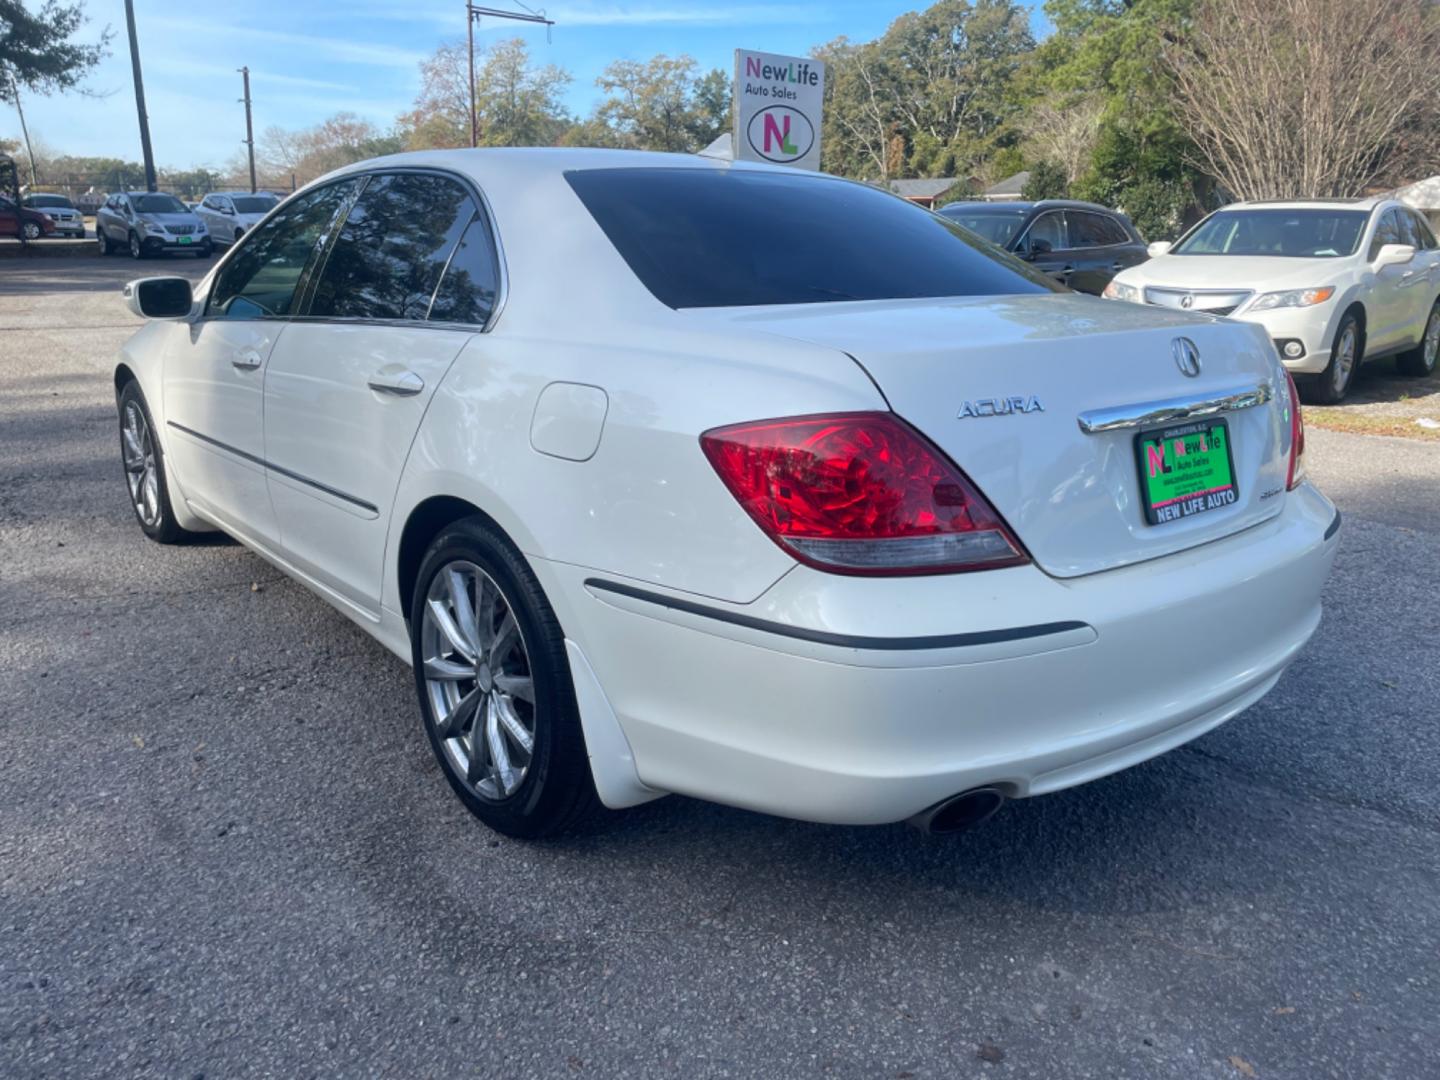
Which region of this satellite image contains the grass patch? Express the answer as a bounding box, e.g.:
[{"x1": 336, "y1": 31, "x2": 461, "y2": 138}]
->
[{"x1": 1304, "y1": 408, "x2": 1440, "y2": 441}]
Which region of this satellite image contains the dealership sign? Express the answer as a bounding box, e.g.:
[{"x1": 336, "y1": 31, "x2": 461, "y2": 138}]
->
[{"x1": 733, "y1": 49, "x2": 825, "y2": 171}]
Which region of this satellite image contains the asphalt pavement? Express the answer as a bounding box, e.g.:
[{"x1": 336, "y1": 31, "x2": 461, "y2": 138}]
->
[{"x1": 3, "y1": 255, "x2": 1439, "y2": 1079}]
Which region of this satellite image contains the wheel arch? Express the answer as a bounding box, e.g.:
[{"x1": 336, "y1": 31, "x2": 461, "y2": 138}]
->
[{"x1": 395, "y1": 494, "x2": 510, "y2": 625}]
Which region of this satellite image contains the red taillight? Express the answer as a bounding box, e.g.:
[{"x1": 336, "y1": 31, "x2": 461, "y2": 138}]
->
[
  {"x1": 699, "y1": 412, "x2": 1028, "y2": 575},
  {"x1": 1283, "y1": 369, "x2": 1306, "y2": 490}
]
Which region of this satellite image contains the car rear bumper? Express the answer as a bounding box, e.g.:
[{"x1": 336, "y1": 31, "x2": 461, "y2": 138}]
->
[{"x1": 540, "y1": 482, "x2": 1339, "y2": 825}]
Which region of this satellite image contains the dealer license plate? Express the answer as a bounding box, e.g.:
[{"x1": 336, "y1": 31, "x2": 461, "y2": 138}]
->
[
  {"x1": 178, "y1": 236, "x2": 192, "y2": 245},
  {"x1": 1135, "y1": 419, "x2": 1239, "y2": 525}
]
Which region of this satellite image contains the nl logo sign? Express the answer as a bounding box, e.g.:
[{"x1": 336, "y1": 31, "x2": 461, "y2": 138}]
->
[{"x1": 733, "y1": 49, "x2": 825, "y2": 171}]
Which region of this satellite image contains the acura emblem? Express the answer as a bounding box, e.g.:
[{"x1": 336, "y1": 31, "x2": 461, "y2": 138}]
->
[
  {"x1": 1172, "y1": 337, "x2": 1202, "y2": 377},
  {"x1": 1180, "y1": 293, "x2": 1194, "y2": 309}
]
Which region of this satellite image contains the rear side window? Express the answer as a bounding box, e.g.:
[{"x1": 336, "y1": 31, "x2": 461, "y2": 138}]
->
[
  {"x1": 307, "y1": 172, "x2": 478, "y2": 322},
  {"x1": 427, "y1": 215, "x2": 501, "y2": 325},
  {"x1": 1401, "y1": 209, "x2": 1437, "y2": 251},
  {"x1": 1069, "y1": 210, "x2": 1129, "y2": 247},
  {"x1": 566, "y1": 167, "x2": 1059, "y2": 308},
  {"x1": 1025, "y1": 211, "x2": 1067, "y2": 252},
  {"x1": 209, "y1": 179, "x2": 360, "y2": 319}
]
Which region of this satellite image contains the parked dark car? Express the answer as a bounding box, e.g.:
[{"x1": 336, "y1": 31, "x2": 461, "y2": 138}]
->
[
  {"x1": 96, "y1": 191, "x2": 212, "y2": 259},
  {"x1": 937, "y1": 199, "x2": 1148, "y2": 295},
  {"x1": 0, "y1": 194, "x2": 58, "y2": 241}
]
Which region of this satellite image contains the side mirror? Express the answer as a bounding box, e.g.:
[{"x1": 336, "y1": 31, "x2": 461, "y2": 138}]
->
[
  {"x1": 1147, "y1": 240, "x2": 1172, "y2": 258},
  {"x1": 125, "y1": 276, "x2": 194, "y2": 320},
  {"x1": 1373, "y1": 243, "x2": 1416, "y2": 270},
  {"x1": 1027, "y1": 237, "x2": 1053, "y2": 257}
]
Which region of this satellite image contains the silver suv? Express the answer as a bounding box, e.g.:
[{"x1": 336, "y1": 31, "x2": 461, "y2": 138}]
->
[{"x1": 96, "y1": 192, "x2": 212, "y2": 259}]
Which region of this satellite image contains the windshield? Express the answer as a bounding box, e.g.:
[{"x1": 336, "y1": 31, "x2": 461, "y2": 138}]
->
[
  {"x1": 27, "y1": 194, "x2": 74, "y2": 208},
  {"x1": 133, "y1": 194, "x2": 190, "y2": 215},
  {"x1": 233, "y1": 196, "x2": 277, "y2": 214},
  {"x1": 937, "y1": 209, "x2": 1024, "y2": 247},
  {"x1": 566, "y1": 168, "x2": 1060, "y2": 308},
  {"x1": 1173, "y1": 209, "x2": 1368, "y2": 258}
]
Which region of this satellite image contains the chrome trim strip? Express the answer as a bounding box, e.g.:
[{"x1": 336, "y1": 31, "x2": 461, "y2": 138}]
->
[
  {"x1": 166, "y1": 420, "x2": 379, "y2": 513},
  {"x1": 1076, "y1": 382, "x2": 1274, "y2": 434},
  {"x1": 584, "y1": 578, "x2": 1091, "y2": 651}
]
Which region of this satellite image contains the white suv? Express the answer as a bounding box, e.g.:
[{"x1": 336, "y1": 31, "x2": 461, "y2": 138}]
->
[
  {"x1": 1104, "y1": 198, "x2": 1440, "y2": 402},
  {"x1": 195, "y1": 191, "x2": 281, "y2": 246}
]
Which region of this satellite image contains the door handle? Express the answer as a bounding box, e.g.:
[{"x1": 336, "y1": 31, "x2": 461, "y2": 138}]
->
[
  {"x1": 231, "y1": 349, "x2": 262, "y2": 371},
  {"x1": 368, "y1": 370, "x2": 424, "y2": 397}
]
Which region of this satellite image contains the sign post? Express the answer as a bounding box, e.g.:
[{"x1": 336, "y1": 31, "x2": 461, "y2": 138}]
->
[{"x1": 732, "y1": 49, "x2": 825, "y2": 171}]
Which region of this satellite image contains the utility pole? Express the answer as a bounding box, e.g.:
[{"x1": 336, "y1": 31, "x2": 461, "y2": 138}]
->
[
  {"x1": 239, "y1": 66, "x2": 257, "y2": 193},
  {"x1": 465, "y1": 4, "x2": 556, "y2": 148},
  {"x1": 5, "y1": 68, "x2": 38, "y2": 188},
  {"x1": 123, "y1": 0, "x2": 157, "y2": 192}
]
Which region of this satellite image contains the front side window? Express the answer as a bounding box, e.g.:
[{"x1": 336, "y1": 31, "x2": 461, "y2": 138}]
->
[
  {"x1": 1178, "y1": 209, "x2": 1368, "y2": 258},
  {"x1": 1025, "y1": 211, "x2": 1067, "y2": 252},
  {"x1": 938, "y1": 208, "x2": 1025, "y2": 247},
  {"x1": 566, "y1": 167, "x2": 1059, "y2": 309},
  {"x1": 307, "y1": 172, "x2": 478, "y2": 322},
  {"x1": 1368, "y1": 210, "x2": 1403, "y2": 261},
  {"x1": 208, "y1": 178, "x2": 361, "y2": 319}
]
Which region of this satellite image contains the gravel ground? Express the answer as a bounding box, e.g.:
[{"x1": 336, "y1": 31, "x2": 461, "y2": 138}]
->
[{"x1": 3, "y1": 256, "x2": 1439, "y2": 1079}]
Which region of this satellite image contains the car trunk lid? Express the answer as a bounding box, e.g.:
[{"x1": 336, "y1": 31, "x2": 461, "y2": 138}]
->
[{"x1": 694, "y1": 293, "x2": 1290, "y2": 578}]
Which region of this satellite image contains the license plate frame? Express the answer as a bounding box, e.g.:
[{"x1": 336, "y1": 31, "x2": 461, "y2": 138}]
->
[{"x1": 1133, "y1": 417, "x2": 1239, "y2": 526}]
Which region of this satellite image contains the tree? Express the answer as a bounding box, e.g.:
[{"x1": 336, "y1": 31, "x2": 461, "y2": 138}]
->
[
  {"x1": 816, "y1": 0, "x2": 1035, "y2": 181},
  {"x1": 593, "y1": 54, "x2": 725, "y2": 153},
  {"x1": 399, "y1": 38, "x2": 572, "y2": 150},
  {"x1": 1022, "y1": 159, "x2": 1069, "y2": 199},
  {"x1": 1021, "y1": 96, "x2": 1103, "y2": 183},
  {"x1": 1167, "y1": 0, "x2": 1440, "y2": 199},
  {"x1": 249, "y1": 113, "x2": 401, "y2": 186},
  {"x1": 0, "y1": 0, "x2": 109, "y2": 101}
]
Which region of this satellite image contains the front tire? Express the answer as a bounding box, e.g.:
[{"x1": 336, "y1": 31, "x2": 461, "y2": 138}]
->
[
  {"x1": 128, "y1": 231, "x2": 144, "y2": 259},
  {"x1": 409, "y1": 517, "x2": 599, "y2": 839},
  {"x1": 97, "y1": 228, "x2": 111, "y2": 255},
  {"x1": 21, "y1": 221, "x2": 41, "y2": 240},
  {"x1": 1397, "y1": 300, "x2": 1440, "y2": 377},
  {"x1": 1306, "y1": 312, "x2": 1362, "y2": 404},
  {"x1": 117, "y1": 382, "x2": 193, "y2": 544}
]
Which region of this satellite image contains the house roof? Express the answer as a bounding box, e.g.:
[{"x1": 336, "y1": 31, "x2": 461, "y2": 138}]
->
[
  {"x1": 1395, "y1": 175, "x2": 1440, "y2": 209},
  {"x1": 983, "y1": 171, "x2": 1031, "y2": 197},
  {"x1": 888, "y1": 178, "x2": 962, "y2": 199}
]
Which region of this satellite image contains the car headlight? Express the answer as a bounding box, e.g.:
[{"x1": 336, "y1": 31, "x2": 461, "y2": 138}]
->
[
  {"x1": 1102, "y1": 280, "x2": 1141, "y2": 303},
  {"x1": 194, "y1": 222, "x2": 206, "y2": 232},
  {"x1": 144, "y1": 222, "x2": 166, "y2": 234},
  {"x1": 1247, "y1": 286, "x2": 1335, "y2": 312}
]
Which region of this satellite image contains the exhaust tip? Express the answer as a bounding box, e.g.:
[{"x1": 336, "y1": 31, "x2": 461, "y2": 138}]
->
[{"x1": 908, "y1": 787, "x2": 1007, "y2": 835}]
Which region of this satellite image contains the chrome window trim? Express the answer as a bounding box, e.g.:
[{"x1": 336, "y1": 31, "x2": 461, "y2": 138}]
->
[{"x1": 193, "y1": 163, "x2": 509, "y2": 335}]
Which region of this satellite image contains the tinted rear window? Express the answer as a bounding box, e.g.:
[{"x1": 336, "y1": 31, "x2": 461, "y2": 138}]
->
[
  {"x1": 938, "y1": 208, "x2": 1025, "y2": 247},
  {"x1": 566, "y1": 167, "x2": 1059, "y2": 309},
  {"x1": 233, "y1": 196, "x2": 277, "y2": 214}
]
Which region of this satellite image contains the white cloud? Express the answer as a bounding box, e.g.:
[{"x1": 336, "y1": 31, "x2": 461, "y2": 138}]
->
[
  {"x1": 549, "y1": 4, "x2": 824, "y2": 26},
  {"x1": 146, "y1": 17, "x2": 429, "y2": 69}
]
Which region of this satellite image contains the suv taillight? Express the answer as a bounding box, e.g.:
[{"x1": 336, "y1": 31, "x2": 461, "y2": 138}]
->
[
  {"x1": 700, "y1": 412, "x2": 1028, "y2": 575},
  {"x1": 1283, "y1": 369, "x2": 1306, "y2": 490}
]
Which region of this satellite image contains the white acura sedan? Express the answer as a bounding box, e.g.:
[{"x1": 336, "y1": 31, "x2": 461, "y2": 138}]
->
[
  {"x1": 115, "y1": 149, "x2": 1340, "y2": 837},
  {"x1": 1104, "y1": 198, "x2": 1440, "y2": 404}
]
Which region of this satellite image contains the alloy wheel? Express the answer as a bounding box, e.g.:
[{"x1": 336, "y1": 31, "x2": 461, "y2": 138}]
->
[
  {"x1": 129, "y1": 233, "x2": 141, "y2": 258},
  {"x1": 1425, "y1": 309, "x2": 1440, "y2": 372},
  {"x1": 121, "y1": 401, "x2": 161, "y2": 527},
  {"x1": 1333, "y1": 324, "x2": 1356, "y2": 395},
  {"x1": 22, "y1": 222, "x2": 40, "y2": 240},
  {"x1": 420, "y1": 560, "x2": 537, "y2": 801}
]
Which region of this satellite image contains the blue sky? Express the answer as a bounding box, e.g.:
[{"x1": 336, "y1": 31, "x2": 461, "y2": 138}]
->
[{"x1": 11, "y1": 0, "x2": 1046, "y2": 171}]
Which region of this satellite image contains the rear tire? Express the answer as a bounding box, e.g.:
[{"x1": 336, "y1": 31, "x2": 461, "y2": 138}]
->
[
  {"x1": 1397, "y1": 300, "x2": 1440, "y2": 377},
  {"x1": 409, "y1": 517, "x2": 600, "y2": 839},
  {"x1": 1305, "y1": 312, "x2": 1362, "y2": 404}
]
